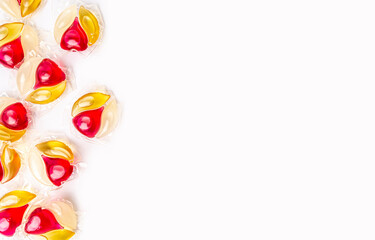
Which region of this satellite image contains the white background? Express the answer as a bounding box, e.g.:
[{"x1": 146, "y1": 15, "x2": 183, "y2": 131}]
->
[{"x1": 1, "y1": 0, "x2": 375, "y2": 239}]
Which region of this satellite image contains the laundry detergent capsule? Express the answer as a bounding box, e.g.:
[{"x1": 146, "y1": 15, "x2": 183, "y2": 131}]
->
[
  {"x1": 24, "y1": 200, "x2": 77, "y2": 240},
  {"x1": 17, "y1": 57, "x2": 67, "y2": 104},
  {"x1": 54, "y1": 5, "x2": 101, "y2": 52},
  {"x1": 29, "y1": 140, "x2": 76, "y2": 187},
  {"x1": 71, "y1": 91, "x2": 119, "y2": 139}
]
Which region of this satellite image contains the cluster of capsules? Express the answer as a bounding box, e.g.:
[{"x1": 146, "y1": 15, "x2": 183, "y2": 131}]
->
[{"x1": 0, "y1": 1, "x2": 119, "y2": 240}]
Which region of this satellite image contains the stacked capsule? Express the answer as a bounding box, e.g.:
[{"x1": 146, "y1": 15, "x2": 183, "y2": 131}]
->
[{"x1": 0, "y1": 1, "x2": 120, "y2": 240}]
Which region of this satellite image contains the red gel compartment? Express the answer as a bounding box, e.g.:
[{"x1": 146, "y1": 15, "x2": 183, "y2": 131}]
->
[
  {"x1": 25, "y1": 208, "x2": 62, "y2": 235},
  {"x1": 1, "y1": 102, "x2": 28, "y2": 130},
  {"x1": 0, "y1": 37, "x2": 24, "y2": 69},
  {"x1": 72, "y1": 107, "x2": 103, "y2": 138},
  {"x1": 35, "y1": 59, "x2": 66, "y2": 89},
  {"x1": 0, "y1": 205, "x2": 29, "y2": 237},
  {"x1": 60, "y1": 18, "x2": 88, "y2": 51},
  {"x1": 42, "y1": 155, "x2": 73, "y2": 186}
]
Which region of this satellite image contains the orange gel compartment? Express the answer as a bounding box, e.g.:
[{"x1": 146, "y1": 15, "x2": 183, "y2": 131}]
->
[{"x1": 0, "y1": 142, "x2": 21, "y2": 184}]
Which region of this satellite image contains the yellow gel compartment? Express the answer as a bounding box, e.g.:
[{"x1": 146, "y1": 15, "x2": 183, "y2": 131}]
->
[
  {"x1": 71, "y1": 92, "x2": 110, "y2": 117},
  {"x1": 20, "y1": 0, "x2": 41, "y2": 17},
  {"x1": 79, "y1": 6, "x2": 100, "y2": 46},
  {"x1": 42, "y1": 229, "x2": 75, "y2": 240},
  {"x1": 26, "y1": 81, "x2": 67, "y2": 105},
  {"x1": 0, "y1": 124, "x2": 26, "y2": 142},
  {"x1": 0, "y1": 190, "x2": 36, "y2": 210},
  {"x1": 36, "y1": 140, "x2": 74, "y2": 162},
  {"x1": 0, "y1": 22, "x2": 23, "y2": 47}
]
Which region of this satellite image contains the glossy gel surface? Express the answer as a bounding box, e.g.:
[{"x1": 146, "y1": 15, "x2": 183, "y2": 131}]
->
[
  {"x1": 0, "y1": 204, "x2": 28, "y2": 236},
  {"x1": 0, "y1": 37, "x2": 24, "y2": 68},
  {"x1": 42, "y1": 155, "x2": 73, "y2": 186},
  {"x1": 72, "y1": 106, "x2": 103, "y2": 138},
  {"x1": 20, "y1": 0, "x2": 42, "y2": 17},
  {"x1": 25, "y1": 208, "x2": 63, "y2": 234},
  {"x1": 1, "y1": 102, "x2": 28, "y2": 130},
  {"x1": 60, "y1": 17, "x2": 88, "y2": 51},
  {"x1": 35, "y1": 59, "x2": 66, "y2": 88},
  {"x1": 0, "y1": 98, "x2": 28, "y2": 142},
  {"x1": 79, "y1": 6, "x2": 100, "y2": 46}
]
